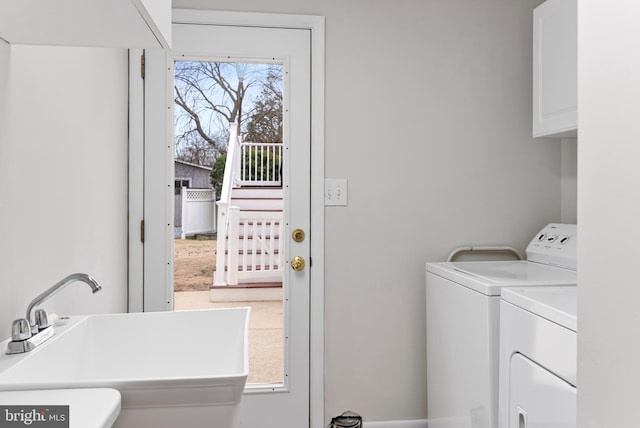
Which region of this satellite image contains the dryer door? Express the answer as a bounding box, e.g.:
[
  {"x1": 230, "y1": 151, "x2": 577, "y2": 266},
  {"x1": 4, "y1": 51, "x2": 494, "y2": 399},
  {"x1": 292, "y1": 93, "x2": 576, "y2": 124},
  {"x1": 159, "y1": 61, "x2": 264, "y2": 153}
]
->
[{"x1": 508, "y1": 353, "x2": 575, "y2": 428}]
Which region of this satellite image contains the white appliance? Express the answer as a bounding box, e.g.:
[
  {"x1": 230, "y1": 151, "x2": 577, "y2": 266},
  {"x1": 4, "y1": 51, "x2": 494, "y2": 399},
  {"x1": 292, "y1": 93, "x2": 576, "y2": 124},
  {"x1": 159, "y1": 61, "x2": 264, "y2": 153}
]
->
[
  {"x1": 425, "y1": 223, "x2": 576, "y2": 428},
  {"x1": 498, "y1": 286, "x2": 576, "y2": 428}
]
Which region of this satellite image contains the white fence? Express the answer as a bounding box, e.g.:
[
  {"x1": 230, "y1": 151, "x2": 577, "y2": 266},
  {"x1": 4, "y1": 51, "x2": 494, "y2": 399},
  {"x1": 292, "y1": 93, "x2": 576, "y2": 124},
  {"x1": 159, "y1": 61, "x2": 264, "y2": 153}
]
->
[{"x1": 180, "y1": 187, "x2": 216, "y2": 239}]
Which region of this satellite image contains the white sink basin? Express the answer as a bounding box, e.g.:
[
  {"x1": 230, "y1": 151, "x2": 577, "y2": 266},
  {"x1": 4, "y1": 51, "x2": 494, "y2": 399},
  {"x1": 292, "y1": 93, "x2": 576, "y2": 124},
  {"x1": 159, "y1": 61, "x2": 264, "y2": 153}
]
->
[{"x1": 0, "y1": 308, "x2": 250, "y2": 428}]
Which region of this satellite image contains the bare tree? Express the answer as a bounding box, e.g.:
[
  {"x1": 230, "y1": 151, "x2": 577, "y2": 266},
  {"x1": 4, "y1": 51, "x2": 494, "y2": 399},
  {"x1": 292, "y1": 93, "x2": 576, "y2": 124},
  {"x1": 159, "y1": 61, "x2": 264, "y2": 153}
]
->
[
  {"x1": 174, "y1": 62, "x2": 256, "y2": 159},
  {"x1": 244, "y1": 65, "x2": 283, "y2": 144},
  {"x1": 174, "y1": 132, "x2": 218, "y2": 165},
  {"x1": 173, "y1": 61, "x2": 283, "y2": 170}
]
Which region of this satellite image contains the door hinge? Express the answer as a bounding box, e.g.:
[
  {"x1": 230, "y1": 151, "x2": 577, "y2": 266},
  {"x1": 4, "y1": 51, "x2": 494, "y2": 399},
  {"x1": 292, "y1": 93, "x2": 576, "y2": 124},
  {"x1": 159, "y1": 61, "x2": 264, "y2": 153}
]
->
[
  {"x1": 140, "y1": 219, "x2": 145, "y2": 243},
  {"x1": 140, "y1": 52, "x2": 145, "y2": 79}
]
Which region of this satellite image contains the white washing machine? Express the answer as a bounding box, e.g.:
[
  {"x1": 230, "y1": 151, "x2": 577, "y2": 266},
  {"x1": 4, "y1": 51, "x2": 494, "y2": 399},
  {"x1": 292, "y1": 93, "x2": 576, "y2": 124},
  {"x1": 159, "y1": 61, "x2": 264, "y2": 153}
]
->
[
  {"x1": 498, "y1": 286, "x2": 576, "y2": 428},
  {"x1": 425, "y1": 223, "x2": 576, "y2": 428}
]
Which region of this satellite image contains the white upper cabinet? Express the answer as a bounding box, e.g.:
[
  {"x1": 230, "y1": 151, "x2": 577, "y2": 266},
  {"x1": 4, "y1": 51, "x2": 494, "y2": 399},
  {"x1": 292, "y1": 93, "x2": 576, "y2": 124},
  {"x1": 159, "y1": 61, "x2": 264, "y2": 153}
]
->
[
  {"x1": 532, "y1": 0, "x2": 577, "y2": 138},
  {"x1": 0, "y1": 0, "x2": 171, "y2": 49}
]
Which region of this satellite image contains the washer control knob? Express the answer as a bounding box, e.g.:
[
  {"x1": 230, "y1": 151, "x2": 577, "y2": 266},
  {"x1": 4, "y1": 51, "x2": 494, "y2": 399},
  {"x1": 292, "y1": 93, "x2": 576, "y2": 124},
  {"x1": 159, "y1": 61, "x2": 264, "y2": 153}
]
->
[
  {"x1": 537, "y1": 233, "x2": 546, "y2": 241},
  {"x1": 559, "y1": 235, "x2": 571, "y2": 245},
  {"x1": 546, "y1": 235, "x2": 558, "y2": 243}
]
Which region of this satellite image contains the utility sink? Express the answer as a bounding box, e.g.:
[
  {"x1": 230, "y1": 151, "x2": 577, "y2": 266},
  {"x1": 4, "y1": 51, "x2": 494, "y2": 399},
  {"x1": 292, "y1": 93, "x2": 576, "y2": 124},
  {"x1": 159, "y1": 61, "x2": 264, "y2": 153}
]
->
[{"x1": 0, "y1": 308, "x2": 250, "y2": 428}]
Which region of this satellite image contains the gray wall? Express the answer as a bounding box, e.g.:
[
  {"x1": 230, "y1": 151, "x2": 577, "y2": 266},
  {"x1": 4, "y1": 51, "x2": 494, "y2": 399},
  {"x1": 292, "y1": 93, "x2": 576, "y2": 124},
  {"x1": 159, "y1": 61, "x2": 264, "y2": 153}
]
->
[
  {"x1": 0, "y1": 39, "x2": 10, "y2": 320},
  {"x1": 0, "y1": 0, "x2": 572, "y2": 424},
  {"x1": 0, "y1": 45, "x2": 128, "y2": 339}
]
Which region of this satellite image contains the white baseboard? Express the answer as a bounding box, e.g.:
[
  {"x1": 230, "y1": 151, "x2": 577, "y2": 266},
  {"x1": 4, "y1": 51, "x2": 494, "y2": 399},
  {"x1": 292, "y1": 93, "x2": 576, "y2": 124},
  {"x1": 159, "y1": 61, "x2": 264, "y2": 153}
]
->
[
  {"x1": 363, "y1": 417, "x2": 469, "y2": 428},
  {"x1": 363, "y1": 420, "x2": 428, "y2": 428}
]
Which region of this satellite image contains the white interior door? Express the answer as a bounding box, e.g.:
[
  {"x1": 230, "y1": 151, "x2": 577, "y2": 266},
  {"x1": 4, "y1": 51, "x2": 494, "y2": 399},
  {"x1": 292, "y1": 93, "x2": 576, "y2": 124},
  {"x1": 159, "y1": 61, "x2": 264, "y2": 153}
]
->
[{"x1": 141, "y1": 18, "x2": 312, "y2": 428}]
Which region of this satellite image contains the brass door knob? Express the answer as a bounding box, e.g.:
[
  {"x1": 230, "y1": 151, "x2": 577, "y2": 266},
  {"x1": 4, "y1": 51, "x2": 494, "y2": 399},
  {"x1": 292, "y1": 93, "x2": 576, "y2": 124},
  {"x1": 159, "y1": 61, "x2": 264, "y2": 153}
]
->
[{"x1": 291, "y1": 256, "x2": 306, "y2": 271}]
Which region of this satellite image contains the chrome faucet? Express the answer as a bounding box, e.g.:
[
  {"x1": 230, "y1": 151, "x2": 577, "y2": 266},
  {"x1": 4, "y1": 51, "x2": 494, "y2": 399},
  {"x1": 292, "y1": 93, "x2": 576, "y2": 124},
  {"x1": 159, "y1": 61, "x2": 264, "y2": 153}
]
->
[
  {"x1": 6, "y1": 273, "x2": 102, "y2": 354},
  {"x1": 25, "y1": 273, "x2": 101, "y2": 328}
]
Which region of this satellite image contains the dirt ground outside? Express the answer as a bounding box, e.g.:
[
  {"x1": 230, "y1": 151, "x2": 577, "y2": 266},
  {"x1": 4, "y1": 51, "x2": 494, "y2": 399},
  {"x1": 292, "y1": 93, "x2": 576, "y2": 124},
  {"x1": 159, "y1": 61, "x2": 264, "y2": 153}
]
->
[
  {"x1": 174, "y1": 237, "x2": 216, "y2": 292},
  {"x1": 173, "y1": 237, "x2": 283, "y2": 384}
]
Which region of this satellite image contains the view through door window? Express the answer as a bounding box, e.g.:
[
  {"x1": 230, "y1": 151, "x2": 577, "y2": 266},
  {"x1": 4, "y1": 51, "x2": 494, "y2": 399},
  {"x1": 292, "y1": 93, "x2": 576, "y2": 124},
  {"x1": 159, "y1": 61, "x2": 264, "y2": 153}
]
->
[{"x1": 172, "y1": 60, "x2": 284, "y2": 385}]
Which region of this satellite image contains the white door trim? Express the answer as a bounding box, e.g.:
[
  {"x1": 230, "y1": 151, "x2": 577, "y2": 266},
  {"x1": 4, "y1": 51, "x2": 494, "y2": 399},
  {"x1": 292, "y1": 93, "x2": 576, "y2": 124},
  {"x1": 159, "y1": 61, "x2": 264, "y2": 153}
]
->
[{"x1": 129, "y1": 10, "x2": 325, "y2": 428}]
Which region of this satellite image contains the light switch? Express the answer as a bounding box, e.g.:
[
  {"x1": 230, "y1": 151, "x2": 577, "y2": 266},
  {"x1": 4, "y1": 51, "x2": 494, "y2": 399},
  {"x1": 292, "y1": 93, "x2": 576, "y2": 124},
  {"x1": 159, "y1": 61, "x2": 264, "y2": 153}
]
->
[{"x1": 325, "y1": 179, "x2": 347, "y2": 206}]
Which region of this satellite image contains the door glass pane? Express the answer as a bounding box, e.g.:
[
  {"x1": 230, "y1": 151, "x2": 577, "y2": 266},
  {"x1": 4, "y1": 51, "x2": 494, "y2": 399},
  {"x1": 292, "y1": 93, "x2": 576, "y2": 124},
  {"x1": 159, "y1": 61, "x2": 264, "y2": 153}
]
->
[{"x1": 171, "y1": 60, "x2": 285, "y2": 386}]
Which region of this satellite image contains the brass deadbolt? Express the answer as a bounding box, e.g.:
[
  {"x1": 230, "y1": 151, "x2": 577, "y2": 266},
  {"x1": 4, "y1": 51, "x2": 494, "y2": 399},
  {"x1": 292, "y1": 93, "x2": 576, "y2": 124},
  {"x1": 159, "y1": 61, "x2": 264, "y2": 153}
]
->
[
  {"x1": 291, "y1": 256, "x2": 306, "y2": 271},
  {"x1": 292, "y1": 229, "x2": 305, "y2": 243}
]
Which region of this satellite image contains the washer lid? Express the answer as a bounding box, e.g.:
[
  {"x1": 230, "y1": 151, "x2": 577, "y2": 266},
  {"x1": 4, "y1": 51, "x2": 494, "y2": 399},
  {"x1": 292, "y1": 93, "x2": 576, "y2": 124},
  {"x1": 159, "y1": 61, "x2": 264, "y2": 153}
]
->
[
  {"x1": 426, "y1": 261, "x2": 577, "y2": 296},
  {"x1": 501, "y1": 286, "x2": 577, "y2": 331}
]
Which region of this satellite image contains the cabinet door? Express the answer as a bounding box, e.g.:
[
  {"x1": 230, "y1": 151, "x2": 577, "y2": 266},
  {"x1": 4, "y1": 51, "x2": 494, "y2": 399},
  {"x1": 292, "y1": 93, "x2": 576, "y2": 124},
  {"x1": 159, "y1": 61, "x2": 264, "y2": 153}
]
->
[
  {"x1": 533, "y1": 0, "x2": 577, "y2": 138},
  {"x1": 0, "y1": 0, "x2": 170, "y2": 48}
]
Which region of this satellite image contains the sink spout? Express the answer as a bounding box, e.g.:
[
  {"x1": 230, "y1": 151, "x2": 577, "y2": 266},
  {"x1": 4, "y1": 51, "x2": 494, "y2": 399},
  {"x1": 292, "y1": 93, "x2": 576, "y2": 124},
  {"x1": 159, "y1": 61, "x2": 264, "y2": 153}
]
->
[{"x1": 26, "y1": 273, "x2": 102, "y2": 326}]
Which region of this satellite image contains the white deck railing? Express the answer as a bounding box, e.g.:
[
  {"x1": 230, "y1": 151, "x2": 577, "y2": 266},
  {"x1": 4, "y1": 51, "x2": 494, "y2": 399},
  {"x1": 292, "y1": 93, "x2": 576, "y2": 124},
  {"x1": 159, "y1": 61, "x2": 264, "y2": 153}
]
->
[
  {"x1": 225, "y1": 209, "x2": 283, "y2": 285},
  {"x1": 239, "y1": 142, "x2": 283, "y2": 187},
  {"x1": 214, "y1": 124, "x2": 284, "y2": 286}
]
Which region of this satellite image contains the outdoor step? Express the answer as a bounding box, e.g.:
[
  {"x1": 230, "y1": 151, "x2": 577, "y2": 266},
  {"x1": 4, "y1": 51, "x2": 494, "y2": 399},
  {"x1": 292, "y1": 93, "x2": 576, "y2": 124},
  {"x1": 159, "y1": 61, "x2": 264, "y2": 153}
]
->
[
  {"x1": 230, "y1": 198, "x2": 283, "y2": 211},
  {"x1": 231, "y1": 187, "x2": 283, "y2": 199},
  {"x1": 210, "y1": 282, "x2": 283, "y2": 289},
  {"x1": 209, "y1": 282, "x2": 283, "y2": 302}
]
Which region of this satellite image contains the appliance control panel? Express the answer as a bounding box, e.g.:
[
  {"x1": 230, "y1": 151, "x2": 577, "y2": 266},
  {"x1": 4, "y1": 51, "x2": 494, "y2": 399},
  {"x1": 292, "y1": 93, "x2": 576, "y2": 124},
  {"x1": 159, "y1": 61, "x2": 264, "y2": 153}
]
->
[{"x1": 525, "y1": 223, "x2": 577, "y2": 270}]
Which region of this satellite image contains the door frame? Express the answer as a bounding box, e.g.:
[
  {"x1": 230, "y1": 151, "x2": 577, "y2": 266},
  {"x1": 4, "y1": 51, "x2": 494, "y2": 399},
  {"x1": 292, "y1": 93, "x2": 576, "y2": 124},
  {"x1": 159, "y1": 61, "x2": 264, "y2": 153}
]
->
[{"x1": 128, "y1": 10, "x2": 325, "y2": 428}]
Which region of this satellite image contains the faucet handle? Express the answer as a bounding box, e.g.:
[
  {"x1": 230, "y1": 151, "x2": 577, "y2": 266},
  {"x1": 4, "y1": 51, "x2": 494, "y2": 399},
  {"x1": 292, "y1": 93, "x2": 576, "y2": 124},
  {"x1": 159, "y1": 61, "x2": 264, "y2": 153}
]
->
[
  {"x1": 35, "y1": 309, "x2": 49, "y2": 330},
  {"x1": 10, "y1": 318, "x2": 32, "y2": 341}
]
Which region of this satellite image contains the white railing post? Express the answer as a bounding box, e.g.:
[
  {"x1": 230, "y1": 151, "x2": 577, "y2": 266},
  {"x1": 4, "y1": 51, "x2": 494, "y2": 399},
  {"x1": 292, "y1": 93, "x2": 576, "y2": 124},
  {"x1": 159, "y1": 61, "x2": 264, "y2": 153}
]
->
[
  {"x1": 180, "y1": 186, "x2": 187, "y2": 239},
  {"x1": 227, "y1": 206, "x2": 240, "y2": 286},
  {"x1": 231, "y1": 134, "x2": 242, "y2": 188},
  {"x1": 214, "y1": 201, "x2": 228, "y2": 286},
  {"x1": 214, "y1": 122, "x2": 241, "y2": 287},
  {"x1": 220, "y1": 124, "x2": 237, "y2": 201},
  {"x1": 240, "y1": 142, "x2": 246, "y2": 182}
]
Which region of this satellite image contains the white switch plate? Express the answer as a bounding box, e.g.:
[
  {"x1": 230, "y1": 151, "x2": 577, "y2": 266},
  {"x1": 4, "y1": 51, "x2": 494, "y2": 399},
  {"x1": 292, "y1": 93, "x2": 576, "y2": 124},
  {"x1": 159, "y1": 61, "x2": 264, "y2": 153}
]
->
[{"x1": 325, "y1": 178, "x2": 347, "y2": 206}]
